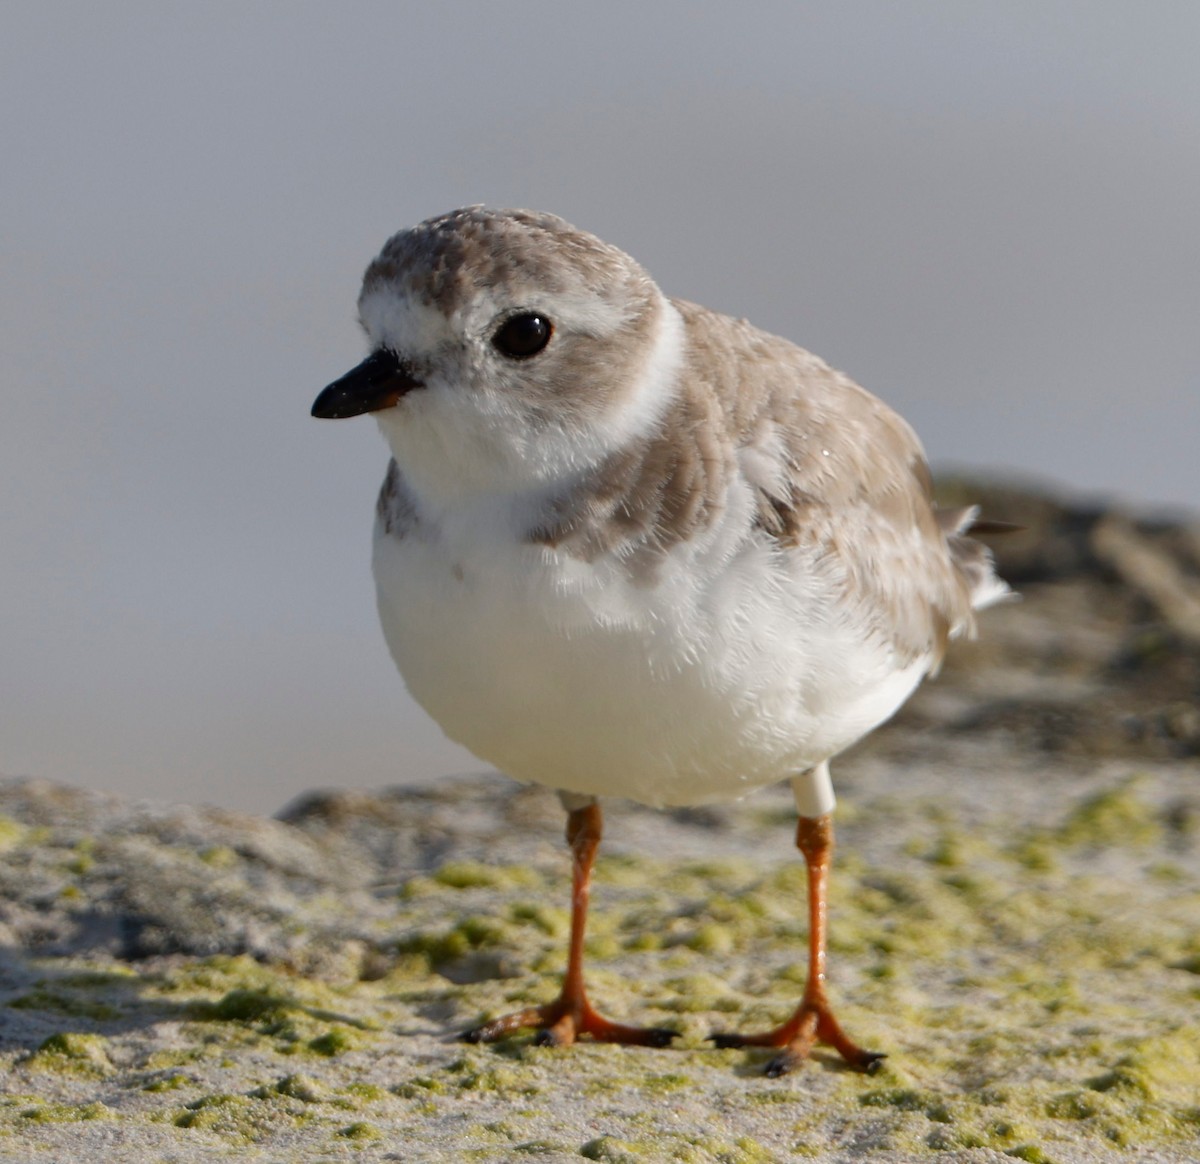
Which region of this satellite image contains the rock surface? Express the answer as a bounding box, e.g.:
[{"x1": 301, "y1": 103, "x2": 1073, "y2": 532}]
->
[{"x1": 1, "y1": 481, "x2": 1198, "y2": 1162}]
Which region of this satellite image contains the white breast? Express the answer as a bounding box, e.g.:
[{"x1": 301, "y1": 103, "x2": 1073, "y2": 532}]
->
[{"x1": 371, "y1": 487, "x2": 928, "y2": 808}]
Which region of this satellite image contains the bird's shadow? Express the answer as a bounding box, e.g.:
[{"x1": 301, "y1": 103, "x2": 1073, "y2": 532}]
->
[{"x1": 0, "y1": 944, "x2": 367, "y2": 1060}]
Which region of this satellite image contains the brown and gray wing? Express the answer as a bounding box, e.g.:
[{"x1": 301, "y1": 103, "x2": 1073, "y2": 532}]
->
[{"x1": 675, "y1": 300, "x2": 983, "y2": 664}]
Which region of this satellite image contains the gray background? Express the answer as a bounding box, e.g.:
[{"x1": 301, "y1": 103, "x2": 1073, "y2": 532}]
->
[{"x1": 2, "y1": 2, "x2": 1197, "y2": 811}]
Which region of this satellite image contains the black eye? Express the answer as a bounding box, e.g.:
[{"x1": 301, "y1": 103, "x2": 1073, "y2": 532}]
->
[{"x1": 492, "y1": 312, "x2": 553, "y2": 359}]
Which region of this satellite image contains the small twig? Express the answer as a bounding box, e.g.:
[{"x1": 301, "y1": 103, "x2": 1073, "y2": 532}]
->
[{"x1": 1091, "y1": 515, "x2": 1200, "y2": 645}]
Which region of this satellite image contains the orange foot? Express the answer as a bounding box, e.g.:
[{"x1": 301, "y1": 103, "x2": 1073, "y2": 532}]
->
[
  {"x1": 461, "y1": 993, "x2": 678, "y2": 1049},
  {"x1": 711, "y1": 999, "x2": 885, "y2": 1077}
]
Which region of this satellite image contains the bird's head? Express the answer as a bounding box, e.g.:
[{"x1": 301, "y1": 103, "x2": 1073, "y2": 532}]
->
[{"x1": 312, "y1": 206, "x2": 681, "y2": 501}]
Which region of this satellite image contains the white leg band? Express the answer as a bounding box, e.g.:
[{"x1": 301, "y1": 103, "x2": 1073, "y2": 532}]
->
[
  {"x1": 791, "y1": 761, "x2": 836, "y2": 819},
  {"x1": 558, "y1": 790, "x2": 597, "y2": 813}
]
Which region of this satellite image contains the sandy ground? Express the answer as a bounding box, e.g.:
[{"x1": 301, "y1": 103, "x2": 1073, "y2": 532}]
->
[{"x1": 1, "y1": 483, "x2": 1198, "y2": 1163}]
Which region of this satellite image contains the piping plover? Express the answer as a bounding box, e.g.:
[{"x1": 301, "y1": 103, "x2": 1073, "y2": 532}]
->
[{"x1": 312, "y1": 207, "x2": 1008, "y2": 1075}]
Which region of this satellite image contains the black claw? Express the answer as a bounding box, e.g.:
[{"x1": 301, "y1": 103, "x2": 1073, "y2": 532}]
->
[
  {"x1": 644, "y1": 1027, "x2": 680, "y2": 1048},
  {"x1": 863, "y1": 1053, "x2": 887, "y2": 1075},
  {"x1": 531, "y1": 1029, "x2": 559, "y2": 1047},
  {"x1": 764, "y1": 1053, "x2": 795, "y2": 1078},
  {"x1": 708, "y1": 1033, "x2": 744, "y2": 1049},
  {"x1": 459, "y1": 1026, "x2": 484, "y2": 1044}
]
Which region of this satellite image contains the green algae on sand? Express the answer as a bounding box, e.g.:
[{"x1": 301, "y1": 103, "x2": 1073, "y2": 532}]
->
[{"x1": 1, "y1": 771, "x2": 1198, "y2": 1159}]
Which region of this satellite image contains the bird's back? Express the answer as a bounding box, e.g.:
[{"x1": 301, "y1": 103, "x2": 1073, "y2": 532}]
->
[{"x1": 531, "y1": 298, "x2": 1003, "y2": 665}]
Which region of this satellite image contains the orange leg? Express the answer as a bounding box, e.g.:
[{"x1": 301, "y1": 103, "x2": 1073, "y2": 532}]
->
[
  {"x1": 461, "y1": 801, "x2": 678, "y2": 1049},
  {"x1": 712, "y1": 813, "x2": 885, "y2": 1076}
]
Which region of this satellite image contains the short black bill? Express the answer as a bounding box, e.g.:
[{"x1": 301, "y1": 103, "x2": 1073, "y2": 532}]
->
[{"x1": 311, "y1": 349, "x2": 423, "y2": 419}]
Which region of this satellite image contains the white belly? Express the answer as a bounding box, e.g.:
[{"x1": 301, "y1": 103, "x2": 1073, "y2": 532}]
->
[{"x1": 372, "y1": 514, "x2": 927, "y2": 808}]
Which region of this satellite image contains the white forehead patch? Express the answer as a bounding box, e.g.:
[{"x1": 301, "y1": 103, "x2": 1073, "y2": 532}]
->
[{"x1": 358, "y1": 288, "x2": 453, "y2": 356}]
